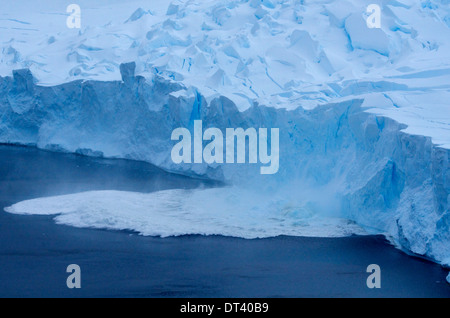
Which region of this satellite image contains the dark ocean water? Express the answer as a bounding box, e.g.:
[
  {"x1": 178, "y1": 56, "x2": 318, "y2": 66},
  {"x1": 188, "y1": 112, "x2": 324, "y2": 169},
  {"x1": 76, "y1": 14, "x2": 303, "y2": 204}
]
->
[{"x1": 0, "y1": 145, "x2": 449, "y2": 298}]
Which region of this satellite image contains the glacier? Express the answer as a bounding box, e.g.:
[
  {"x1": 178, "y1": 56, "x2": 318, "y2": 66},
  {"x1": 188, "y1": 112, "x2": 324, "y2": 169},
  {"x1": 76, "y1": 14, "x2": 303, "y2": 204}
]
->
[{"x1": 1, "y1": 0, "x2": 450, "y2": 266}]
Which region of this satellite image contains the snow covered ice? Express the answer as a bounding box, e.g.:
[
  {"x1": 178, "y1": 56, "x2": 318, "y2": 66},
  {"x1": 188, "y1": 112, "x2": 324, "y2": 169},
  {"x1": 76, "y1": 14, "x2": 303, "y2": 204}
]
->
[{"x1": 1, "y1": 0, "x2": 450, "y2": 266}]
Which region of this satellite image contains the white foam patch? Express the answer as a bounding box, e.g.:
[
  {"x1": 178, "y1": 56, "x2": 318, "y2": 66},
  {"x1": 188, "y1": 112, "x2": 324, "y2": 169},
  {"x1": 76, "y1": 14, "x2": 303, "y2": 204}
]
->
[{"x1": 4, "y1": 188, "x2": 367, "y2": 239}]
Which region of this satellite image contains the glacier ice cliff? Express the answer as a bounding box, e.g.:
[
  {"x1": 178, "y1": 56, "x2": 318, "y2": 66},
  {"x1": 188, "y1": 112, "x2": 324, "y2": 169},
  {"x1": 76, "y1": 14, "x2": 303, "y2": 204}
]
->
[{"x1": 0, "y1": 63, "x2": 449, "y2": 266}]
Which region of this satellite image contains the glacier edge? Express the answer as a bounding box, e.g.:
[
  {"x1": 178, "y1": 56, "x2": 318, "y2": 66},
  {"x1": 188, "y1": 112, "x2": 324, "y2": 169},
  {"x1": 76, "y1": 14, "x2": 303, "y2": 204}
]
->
[{"x1": 0, "y1": 65, "x2": 449, "y2": 266}]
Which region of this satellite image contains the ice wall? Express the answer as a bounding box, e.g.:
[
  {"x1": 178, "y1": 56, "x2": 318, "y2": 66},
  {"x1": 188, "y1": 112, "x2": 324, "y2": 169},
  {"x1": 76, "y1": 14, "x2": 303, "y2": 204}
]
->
[{"x1": 0, "y1": 64, "x2": 449, "y2": 265}]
